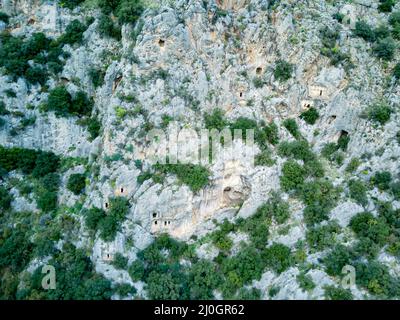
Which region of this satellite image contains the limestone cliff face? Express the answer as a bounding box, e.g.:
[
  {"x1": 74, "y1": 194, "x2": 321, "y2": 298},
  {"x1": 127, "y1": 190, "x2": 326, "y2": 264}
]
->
[{"x1": 2, "y1": 0, "x2": 400, "y2": 299}]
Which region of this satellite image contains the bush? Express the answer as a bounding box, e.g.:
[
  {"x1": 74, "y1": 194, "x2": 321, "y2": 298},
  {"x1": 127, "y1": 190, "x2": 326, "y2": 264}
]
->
[
  {"x1": 300, "y1": 107, "x2": 319, "y2": 125},
  {"x1": 89, "y1": 67, "x2": 106, "y2": 88},
  {"x1": 278, "y1": 140, "x2": 315, "y2": 162},
  {"x1": 394, "y1": 63, "x2": 400, "y2": 81},
  {"x1": 389, "y1": 12, "x2": 400, "y2": 27},
  {"x1": 0, "y1": 32, "x2": 59, "y2": 84},
  {"x1": 115, "y1": 0, "x2": 145, "y2": 24},
  {"x1": 45, "y1": 86, "x2": 72, "y2": 116},
  {"x1": 98, "y1": 14, "x2": 121, "y2": 40},
  {"x1": 323, "y1": 245, "x2": 353, "y2": 277},
  {"x1": 86, "y1": 118, "x2": 101, "y2": 141},
  {"x1": 346, "y1": 157, "x2": 360, "y2": 173},
  {"x1": 348, "y1": 179, "x2": 368, "y2": 206},
  {"x1": 59, "y1": 0, "x2": 85, "y2": 9},
  {"x1": 67, "y1": 173, "x2": 86, "y2": 195},
  {"x1": 255, "y1": 149, "x2": 274, "y2": 166},
  {"x1": 204, "y1": 109, "x2": 227, "y2": 131},
  {"x1": 128, "y1": 260, "x2": 145, "y2": 281},
  {"x1": 112, "y1": 253, "x2": 128, "y2": 270},
  {"x1": 0, "y1": 227, "x2": 33, "y2": 273},
  {"x1": 257, "y1": 192, "x2": 290, "y2": 224},
  {"x1": 321, "y1": 142, "x2": 339, "y2": 160},
  {"x1": 154, "y1": 163, "x2": 210, "y2": 192},
  {"x1": 36, "y1": 190, "x2": 58, "y2": 212},
  {"x1": 261, "y1": 243, "x2": 292, "y2": 274},
  {"x1": 85, "y1": 207, "x2": 106, "y2": 231},
  {"x1": 261, "y1": 121, "x2": 279, "y2": 145},
  {"x1": 0, "y1": 186, "x2": 13, "y2": 211},
  {"x1": 355, "y1": 261, "x2": 394, "y2": 296},
  {"x1": 371, "y1": 171, "x2": 392, "y2": 190},
  {"x1": 274, "y1": 60, "x2": 293, "y2": 82},
  {"x1": 350, "y1": 212, "x2": 390, "y2": 246},
  {"x1": 31, "y1": 151, "x2": 60, "y2": 178},
  {"x1": 0, "y1": 11, "x2": 9, "y2": 24},
  {"x1": 366, "y1": 102, "x2": 392, "y2": 125},
  {"x1": 378, "y1": 0, "x2": 396, "y2": 12},
  {"x1": 306, "y1": 221, "x2": 341, "y2": 251},
  {"x1": 280, "y1": 160, "x2": 306, "y2": 192},
  {"x1": 373, "y1": 37, "x2": 396, "y2": 61},
  {"x1": 282, "y1": 118, "x2": 300, "y2": 139},
  {"x1": 45, "y1": 86, "x2": 93, "y2": 117},
  {"x1": 58, "y1": 20, "x2": 87, "y2": 45},
  {"x1": 324, "y1": 285, "x2": 353, "y2": 300},
  {"x1": 297, "y1": 272, "x2": 316, "y2": 292},
  {"x1": 353, "y1": 21, "x2": 375, "y2": 42}
]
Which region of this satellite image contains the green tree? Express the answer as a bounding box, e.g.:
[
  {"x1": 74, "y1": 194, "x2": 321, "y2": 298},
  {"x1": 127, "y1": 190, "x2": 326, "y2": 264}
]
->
[{"x1": 67, "y1": 173, "x2": 86, "y2": 195}]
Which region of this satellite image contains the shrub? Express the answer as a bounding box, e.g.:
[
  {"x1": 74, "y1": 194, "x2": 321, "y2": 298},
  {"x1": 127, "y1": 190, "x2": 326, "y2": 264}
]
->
[
  {"x1": 277, "y1": 140, "x2": 315, "y2": 162},
  {"x1": 374, "y1": 25, "x2": 391, "y2": 39},
  {"x1": 36, "y1": 190, "x2": 58, "y2": 212},
  {"x1": 297, "y1": 272, "x2": 316, "y2": 292},
  {"x1": 45, "y1": 86, "x2": 93, "y2": 117},
  {"x1": 280, "y1": 160, "x2": 306, "y2": 192},
  {"x1": 332, "y1": 12, "x2": 344, "y2": 23},
  {"x1": 282, "y1": 118, "x2": 300, "y2": 138},
  {"x1": 303, "y1": 203, "x2": 330, "y2": 226},
  {"x1": 391, "y1": 182, "x2": 400, "y2": 200},
  {"x1": 261, "y1": 121, "x2": 279, "y2": 145},
  {"x1": 114, "y1": 283, "x2": 136, "y2": 297},
  {"x1": 389, "y1": 12, "x2": 400, "y2": 27},
  {"x1": 154, "y1": 163, "x2": 210, "y2": 192},
  {"x1": 373, "y1": 37, "x2": 396, "y2": 61},
  {"x1": 274, "y1": 60, "x2": 293, "y2": 82},
  {"x1": 366, "y1": 102, "x2": 392, "y2": 125},
  {"x1": 0, "y1": 186, "x2": 13, "y2": 211},
  {"x1": 378, "y1": 0, "x2": 396, "y2": 12},
  {"x1": 97, "y1": 14, "x2": 121, "y2": 40},
  {"x1": 255, "y1": 150, "x2": 274, "y2": 166},
  {"x1": 253, "y1": 77, "x2": 265, "y2": 88},
  {"x1": 350, "y1": 212, "x2": 390, "y2": 246},
  {"x1": 300, "y1": 107, "x2": 319, "y2": 125},
  {"x1": 321, "y1": 142, "x2": 339, "y2": 160},
  {"x1": 31, "y1": 151, "x2": 60, "y2": 178},
  {"x1": 58, "y1": 20, "x2": 87, "y2": 46},
  {"x1": 353, "y1": 21, "x2": 375, "y2": 42},
  {"x1": 0, "y1": 227, "x2": 33, "y2": 273},
  {"x1": 323, "y1": 245, "x2": 353, "y2": 277},
  {"x1": 89, "y1": 67, "x2": 106, "y2": 88},
  {"x1": 59, "y1": 0, "x2": 85, "y2": 9},
  {"x1": 115, "y1": 0, "x2": 145, "y2": 25},
  {"x1": 86, "y1": 118, "x2": 101, "y2": 141},
  {"x1": 0, "y1": 11, "x2": 9, "y2": 24},
  {"x1": 371, "y1": 171, "x2": 392, "y2": 190},
  {"x1": 70, "y1": 91, "x2": 93, "y2": 116},
  {"x1": 324, "y1": 285, "x2": 353, "y2": 300},
  {"x1": 348, "y1": 179, "x2": 368, "y2": 206},
  {"x1": 0, "y1": 32, "x2": 59, "y2": 84},
  {"x1": 128, "y1": 260, "x2": 145, "y2": 281},
  {"x1": 346, "y1": 157, "x2": 360, "y2": 173},
  {"x1": 306, "y1": 221, "x2": 341, "y2": 252},
  {"x1": 393, "y1": 63, "x2": 400, "y2": 81},
  {"x1": 45, "y1": 86, "x2": 72, "y2": 116},
  {"x1": 299, "y1": 179, "x2": 338, "y2": 208},
  {"x1": 355, "y1": 261, "x2": 394, "y2": 296},
  {"x1": 67, "y1": 173, "x2": 86, "y2": 195},
  {"x1": 85, "y1": 207, "x2": 106, "y2": 231},
  {"x1": 19, "y1": 244, "x2": 113, "y2": 300},
  {"x1": 262, "y1": 243, "x2": 292, "y2": 274},
  {"x1": 257, "y1": 192, "x2": 290, "y2": 224},
  {"x1": 112, "y1": 253, "x2": 128, "y2": 270}
]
